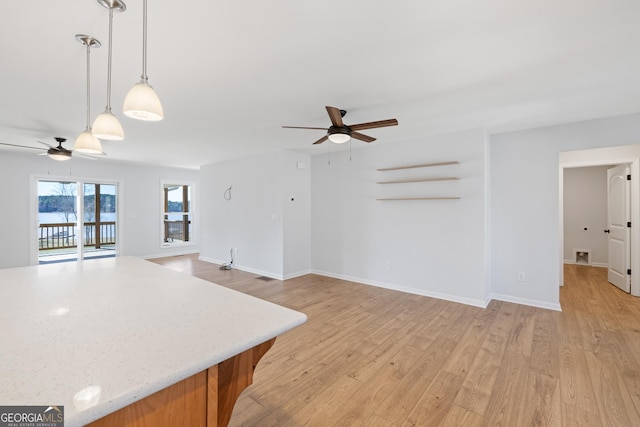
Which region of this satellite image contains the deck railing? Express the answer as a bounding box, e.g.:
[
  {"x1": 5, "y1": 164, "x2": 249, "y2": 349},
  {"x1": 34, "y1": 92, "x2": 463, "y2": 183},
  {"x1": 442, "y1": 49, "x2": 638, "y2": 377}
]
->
[
  {"x1": 164, "y1": 219, "x2": 191, "y2": 243},
  {"x1": 39, "y1": 222, "x2": 116, "y2": 250}
]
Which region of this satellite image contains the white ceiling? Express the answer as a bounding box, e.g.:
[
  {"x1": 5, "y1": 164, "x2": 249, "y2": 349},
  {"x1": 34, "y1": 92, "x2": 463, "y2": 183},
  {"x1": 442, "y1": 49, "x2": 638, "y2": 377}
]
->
[{"x1": 1, "y1": 0, "x2": 640, "y2": 169}]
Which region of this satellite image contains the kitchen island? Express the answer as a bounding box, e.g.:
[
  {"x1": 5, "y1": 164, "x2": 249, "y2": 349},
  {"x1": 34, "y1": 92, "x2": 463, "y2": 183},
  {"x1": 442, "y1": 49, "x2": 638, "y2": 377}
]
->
[{"x1": 0, "y1": 256, "x2": 307, "y2": 426}]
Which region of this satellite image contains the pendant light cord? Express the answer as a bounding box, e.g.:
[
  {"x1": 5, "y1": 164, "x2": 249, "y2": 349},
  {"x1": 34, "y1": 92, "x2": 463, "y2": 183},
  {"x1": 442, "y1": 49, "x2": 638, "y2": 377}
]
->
[
  {"x1": 85, "y1": 43, "x2": 92, "y2": 130},
  {"x1": 141, "y1": 0, "x2": 148, "y2": 82},
  {"x1": 106, "y1": 8, "x2": 114, "y2": 110}
]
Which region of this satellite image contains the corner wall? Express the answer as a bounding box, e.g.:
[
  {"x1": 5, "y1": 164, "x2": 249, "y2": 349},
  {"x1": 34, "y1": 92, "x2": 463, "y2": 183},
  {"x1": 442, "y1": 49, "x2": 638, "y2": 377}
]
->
[{"x1": 199, "y1": 150, "x2": 311, "y2": 279}]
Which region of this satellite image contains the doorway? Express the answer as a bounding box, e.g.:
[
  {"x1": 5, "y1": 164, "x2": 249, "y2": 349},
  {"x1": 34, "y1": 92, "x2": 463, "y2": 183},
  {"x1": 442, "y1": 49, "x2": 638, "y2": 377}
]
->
[
  {"x1": 35, "y1": 177, "x2": 119, "y2": 264},
  {"x1": 559, "y1": 145, "x2": 640, "y2": 297},
  {"x1": 562, "y1": 164, "x2": 631, "y2": 292}
]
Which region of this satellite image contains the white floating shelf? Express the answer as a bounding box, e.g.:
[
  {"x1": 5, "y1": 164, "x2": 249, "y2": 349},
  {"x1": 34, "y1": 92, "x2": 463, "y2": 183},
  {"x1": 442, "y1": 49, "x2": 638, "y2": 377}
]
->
[
  {"x1": 377, "y1": 177, "x2": 459, "y2": 184},
  {"x1": 377, "y1": 161, "x2": 459, "y2": 171},
  {"x1": 377, "y1": 197, "x2": 461, "y2": 201}
]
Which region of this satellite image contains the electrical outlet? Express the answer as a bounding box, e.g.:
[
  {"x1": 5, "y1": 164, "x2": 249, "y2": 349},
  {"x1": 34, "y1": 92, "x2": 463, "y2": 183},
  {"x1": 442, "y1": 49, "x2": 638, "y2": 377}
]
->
[
  {"x1": 517, "y1": 272, "x2": 526, "y2": 282},
  {"x1": 385, "y1": 261, "x2": 391, "y2": 270}
]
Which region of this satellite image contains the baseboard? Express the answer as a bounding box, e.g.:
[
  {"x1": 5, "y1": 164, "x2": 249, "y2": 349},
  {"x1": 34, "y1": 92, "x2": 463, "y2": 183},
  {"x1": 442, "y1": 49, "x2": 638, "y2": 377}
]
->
[
  {"x1": 193, "y1": 258, "x2": 561, "y2": 311},
  {"x1": 197, "y1": 255, "x2": 225, "y2": 265},
  {"x1": 310, "y1": 269, "x2": 490, "y2": 308},
  {"x1": 490, "y1": 293, "x2": 562, "y2": 312},
  {"x1": 310, "y1": 270, "x2": 562, "y2": 311},
  {"x1": 284, "y1": 269, "x2": 312, "y2": 280},
  {"x1": 198, "y1": 255, "x2": 284, "y2": 280},
  {"x1": 235, "y1": 264, "x2": 283, "y2": 280},
  {"x1": 564, "y1": 259, "x2": 608, "y2": 268}
]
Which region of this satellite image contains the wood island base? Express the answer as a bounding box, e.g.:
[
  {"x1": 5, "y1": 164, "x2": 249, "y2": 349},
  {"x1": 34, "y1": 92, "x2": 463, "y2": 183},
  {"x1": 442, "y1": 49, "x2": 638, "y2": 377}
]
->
[{"x1": 87, "y1": 338, "x2": 276, "y2": 427}]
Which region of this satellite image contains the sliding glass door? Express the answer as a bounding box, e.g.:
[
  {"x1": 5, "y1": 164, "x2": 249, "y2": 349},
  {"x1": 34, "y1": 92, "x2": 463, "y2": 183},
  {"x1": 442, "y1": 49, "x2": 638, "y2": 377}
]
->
[
  {"x1": 37, "y1": 179, "x2": 118, "y2": 264},
  {"x1": 81, "y1": 182, "x2": 117, "y2": 261},
  {"x1": 38, "y1": 180, "x2": 79, "y2": 263}
]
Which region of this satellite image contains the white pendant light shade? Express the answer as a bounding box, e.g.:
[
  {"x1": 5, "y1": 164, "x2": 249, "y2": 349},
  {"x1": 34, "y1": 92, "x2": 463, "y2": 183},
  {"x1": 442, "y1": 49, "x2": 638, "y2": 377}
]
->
[
  {"x1": 92, "y1": 109, "x2": 124, "y2": 140},
  {"x1": 75, "y1": 129, "x2": 103, "y2": 154},
  {"x1": 123, "y1": 81, "x2": 163, "y2": 121}
]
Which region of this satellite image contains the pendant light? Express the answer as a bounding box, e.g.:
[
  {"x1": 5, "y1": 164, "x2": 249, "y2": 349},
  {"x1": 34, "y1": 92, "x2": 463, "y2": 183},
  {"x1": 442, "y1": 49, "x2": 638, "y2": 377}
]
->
[
  {"x1": 92, "y1": 0, "x2": 126, "y2": 140},
  {"x1": 123, "y1": 0, "x2": 163, "y2": 121},
  {"x1": 74, "y1": 34, "x2": 103, "y2": 154}
]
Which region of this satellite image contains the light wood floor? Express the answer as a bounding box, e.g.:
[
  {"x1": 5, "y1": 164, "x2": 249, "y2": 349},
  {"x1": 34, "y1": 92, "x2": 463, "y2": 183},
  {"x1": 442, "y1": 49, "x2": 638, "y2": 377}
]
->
[{"x1": 150, "y1": 255, "x2": 640, "y2": 426}]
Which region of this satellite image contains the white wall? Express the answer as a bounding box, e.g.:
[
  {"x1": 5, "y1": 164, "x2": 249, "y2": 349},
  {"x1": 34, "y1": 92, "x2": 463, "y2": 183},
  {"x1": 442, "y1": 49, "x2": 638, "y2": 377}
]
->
[
  {"x1": 563, "y1": 166, "x2": 609, "y2": 266},
  {"x1": 283, "y1": 152, "x2": 311, "y2": 279},
  {"x1": 311, "y1": 128, "x2": 490, "y2": 307},
  {"x1": 0, "y1": 150, "x2": 199, "y2": 269},
  {"x1": 199, "y1": 150, "x2": 311, "y2": 279},
  {"x1": 491, "y1": 113, "x2": 640, "y2": 310}
]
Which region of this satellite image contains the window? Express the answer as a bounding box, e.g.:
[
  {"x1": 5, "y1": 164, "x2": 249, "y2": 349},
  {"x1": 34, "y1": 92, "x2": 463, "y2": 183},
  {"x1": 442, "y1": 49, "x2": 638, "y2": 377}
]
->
[{"x1": 162, "y1": 182, "x2": 194, "y2": 246}]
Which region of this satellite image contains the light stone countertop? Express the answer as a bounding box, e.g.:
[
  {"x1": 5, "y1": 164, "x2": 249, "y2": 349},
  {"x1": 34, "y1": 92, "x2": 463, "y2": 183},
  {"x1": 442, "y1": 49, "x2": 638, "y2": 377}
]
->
[{"x1": 0, "y1": 256, "x2": 307, "y2": 426}]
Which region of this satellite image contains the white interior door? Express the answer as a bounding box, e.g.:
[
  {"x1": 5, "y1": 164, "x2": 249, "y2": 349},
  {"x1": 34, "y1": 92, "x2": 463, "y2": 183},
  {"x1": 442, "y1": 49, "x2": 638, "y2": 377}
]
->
[{"x1": 607, "y1": 164, "x2": 631, "y2": 292}]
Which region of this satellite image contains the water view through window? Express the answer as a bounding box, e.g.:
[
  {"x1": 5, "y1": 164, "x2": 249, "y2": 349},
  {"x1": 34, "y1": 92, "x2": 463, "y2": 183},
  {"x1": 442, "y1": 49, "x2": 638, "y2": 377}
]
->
[
  {"x1": 163, "y1": 183, "x2": 192, "y2": 246},
  {"x1": 38, "y1": 180, "x2": 118, "y2": 264}
]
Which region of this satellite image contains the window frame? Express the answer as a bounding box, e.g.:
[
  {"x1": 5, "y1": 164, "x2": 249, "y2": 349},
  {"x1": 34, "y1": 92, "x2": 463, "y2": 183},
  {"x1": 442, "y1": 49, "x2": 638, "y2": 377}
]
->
[
  {"x1": 30, "y1": 174, "x2": 123, "y2": 265},
  {"x1": 160, "y1": 179, "x2": 196, "y2": 249}
]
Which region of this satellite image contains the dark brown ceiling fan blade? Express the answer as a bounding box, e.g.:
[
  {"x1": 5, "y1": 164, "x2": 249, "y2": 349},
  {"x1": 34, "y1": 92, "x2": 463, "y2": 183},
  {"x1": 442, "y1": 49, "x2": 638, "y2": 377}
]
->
[
  {"x1": 312, "y1": 135, "x2": 329, "y2": 145},
  {"x1": 326, "y1": 106, "x2": 345, "y2": 127},
  {"x1": 351, "y1": 132, "x2": 376, "y2": 143},
  {"x1": 349, "y1": 118, "x2": 398, "y2": 131},
  {"x1": 282, "y1": 126, "x2": 329, "y2": 130},
  {"x1": 0, "y1": 142, "x2": 45, "y2": 151}
]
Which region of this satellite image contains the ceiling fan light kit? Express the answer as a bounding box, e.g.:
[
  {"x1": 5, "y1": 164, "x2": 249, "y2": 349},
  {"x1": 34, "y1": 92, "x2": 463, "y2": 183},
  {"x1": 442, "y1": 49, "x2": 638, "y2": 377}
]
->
[
  {"x1": 48, "y1": 153, "x2": 71, "y2": 161},
  {"x1": 123, "y1": 0, "x2": 164, "y2": 121},
  {"x1": 327, "y1": 127, "x2": 351, "y2": 144},
  {"x1": 48, "y1": 149, "x2": 72, "y2": 162},
  {"x1": 74, "y1": 34, "x2": 104, "y2": 155},
  {"x1": 92, "y1": 0, "x2": 126, "y2": 140},
  {"x1": 283, "y1": 106, "x2": 398, "y2": 146},
  {"x1": 46, "y1": 138, "x2": 73, "y2": 161}
]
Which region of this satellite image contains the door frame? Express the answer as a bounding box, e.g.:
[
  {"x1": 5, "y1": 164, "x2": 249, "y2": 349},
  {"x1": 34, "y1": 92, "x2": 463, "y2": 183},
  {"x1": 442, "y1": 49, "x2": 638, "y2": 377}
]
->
[
  {"x1": 559, "y1": 145, "x2": 640, "y2": 296},
  {"x1": 29, "y1": 174, "x2": 125, "y2": 266}
]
